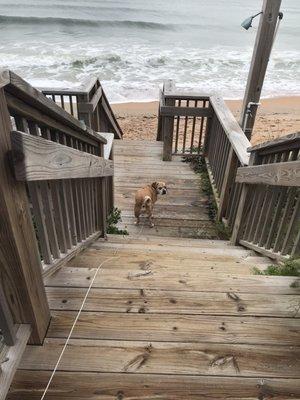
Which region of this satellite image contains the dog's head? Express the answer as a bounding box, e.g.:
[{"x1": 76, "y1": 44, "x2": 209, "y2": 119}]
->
[{"x1": 152, "y1": 181, "x2": 167, "y2": 195}]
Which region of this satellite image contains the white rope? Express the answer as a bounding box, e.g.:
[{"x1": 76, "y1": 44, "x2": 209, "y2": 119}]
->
[{"x1": 40, "y1": 253, "x2": 119, "y2": 400}]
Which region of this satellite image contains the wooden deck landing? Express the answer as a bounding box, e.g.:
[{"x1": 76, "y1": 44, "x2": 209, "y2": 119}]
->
[
  {"x1": 9, "y1": 234, "x2": 300, "y2": 399},
  {"x1": 114, "y1": 140, "x2": 217, "y2": 238}
]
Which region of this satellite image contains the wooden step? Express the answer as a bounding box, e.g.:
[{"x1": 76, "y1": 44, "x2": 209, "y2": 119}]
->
[
  {"x1": 9, "y1": 371, "x2": 300, "y2": 399},
  {"x1": 45, "y1": 287, "x2": 300, "y2": 318}
]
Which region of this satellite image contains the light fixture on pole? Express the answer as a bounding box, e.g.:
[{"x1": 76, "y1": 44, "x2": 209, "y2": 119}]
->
[{"x1": 241, "y1": 12, "x2": 262, "y2": 30}]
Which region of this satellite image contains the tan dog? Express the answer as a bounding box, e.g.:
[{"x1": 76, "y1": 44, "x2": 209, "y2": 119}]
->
[{"x1": 134, "y1": 181, "x2": 167, "y2": 227}]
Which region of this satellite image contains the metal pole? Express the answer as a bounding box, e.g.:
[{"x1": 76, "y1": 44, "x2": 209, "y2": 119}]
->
[{"x1": 239, "y1": 0, "x2": 282, "y2": 139}]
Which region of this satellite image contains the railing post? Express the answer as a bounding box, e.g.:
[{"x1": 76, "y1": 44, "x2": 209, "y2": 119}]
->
[
  {"x1": 77, "y1": 92, "x2": 93, "y2": 128},
  {"x1": 0, "y1": 88, "x2": 50, "y2": 344}
]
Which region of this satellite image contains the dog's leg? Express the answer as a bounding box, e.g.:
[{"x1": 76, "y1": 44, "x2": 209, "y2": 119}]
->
[
  {"x1": 134, "y1": 204, "x2": 141, "y2": 225},
  {"x1": 146, "y1": 203, "x2": 154, "y2": 228}
]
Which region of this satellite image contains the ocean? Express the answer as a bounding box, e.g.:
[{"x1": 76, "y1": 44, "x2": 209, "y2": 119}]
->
[{"x1": 0, "y1": 0, "x2": 299, "y2": 103}]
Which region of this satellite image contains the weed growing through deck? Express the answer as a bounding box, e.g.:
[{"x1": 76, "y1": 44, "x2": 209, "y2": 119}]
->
[
  {"x1": 107, "y1": 207, "x2": 129, "y2": 235},
  {"x1": 253, "y1": 258, "x2": 300, "y2": 277},
  {"x1": 182, "y1": 150, "x2": 230, "y2": 240}
]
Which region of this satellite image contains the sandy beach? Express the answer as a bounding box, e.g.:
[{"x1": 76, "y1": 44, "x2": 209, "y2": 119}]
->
[{"x1": 112, "y1": 96, "x2": 300, "y2": 145}]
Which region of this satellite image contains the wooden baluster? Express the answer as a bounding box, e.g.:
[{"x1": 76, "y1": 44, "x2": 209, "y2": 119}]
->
[
  {"x1": 190, "y1": 100, "x2": 197, "y2": 153},
  {"x1": 281, "y1": 192, "x2": 300, "y2": 255},
  {"x1": 69, "y1": 95, "x2": 74, "y2": 116},
  {"x1": 198, "y1": 100, "x2": 206, "y2": 153},
  {"x1": 60, "y1": 95, "x2": 65, "y2": 111},
  {"x1": 174, "y1": 99, "x2": 181, "y2": 154},
  {"x1": 182, "y1": 100, "x2": 189, "y2": 153}
]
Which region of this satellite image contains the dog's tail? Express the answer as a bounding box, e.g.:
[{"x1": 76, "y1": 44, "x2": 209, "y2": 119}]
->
[{"x1": 143, "y1": 196, "x2": 151, "y2": 206}]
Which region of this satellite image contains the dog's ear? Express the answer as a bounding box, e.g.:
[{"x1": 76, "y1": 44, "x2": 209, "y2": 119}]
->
[{"x1": 151, "y1": 182, "x2": 158, "y2": 189}]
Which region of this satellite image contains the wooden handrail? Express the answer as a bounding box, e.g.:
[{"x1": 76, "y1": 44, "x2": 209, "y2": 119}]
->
[
  {"x1": 11, "y1": 130, "x2": 114, "y2": 181},
  {"x1": 236, "y1": 161, "x2": 300, "y2": 186},
  {"x1": 209, "y1": 96, "x2": 250, "y2": 167}
]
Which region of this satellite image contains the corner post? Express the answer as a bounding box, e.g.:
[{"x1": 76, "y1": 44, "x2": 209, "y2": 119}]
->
[{"x1": 0, "y1": 88, "x2": 50, "y2": 344}]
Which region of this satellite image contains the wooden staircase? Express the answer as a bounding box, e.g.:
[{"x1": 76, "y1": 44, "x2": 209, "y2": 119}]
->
[
  {"x1": 8, "y1": 234, "x2": 300, "y2": 399},
  {"x1": 114, "y1": 140, "x2": 217, "y2": 238}
]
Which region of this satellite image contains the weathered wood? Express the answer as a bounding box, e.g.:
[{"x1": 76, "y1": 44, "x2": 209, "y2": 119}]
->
[
  {"x1": 162, "y1": 94, "x2": 176, "y2": 161},
  {"x1": 2, "y1": 70, "x2": 88, "y2": 133},
  {"x1": 9, "y1": 371, "x2": 300, "y2": 400},
  {"x1": 47, "y1": 310, "x2": 300, "y2": 345},
  {"x1": 210, "y1": 96, "x2": 250, "y2": 166},
  {"x1": 0, "y1": 283, "x2": 16, "y2": 346},
  {"x1": 11, "y1": 130, "x2": 113, "y2": 181},
  {"x1": 249, "y1": 132, "x2": 300, "y2": 153},
  {"x1": 45, "y1": 266, "x2": 297, "y2": 295},
  {"x1": 0, "y1": 89, "x2": 50, "y2": 344},
  {"x1": 160, "y1": 106, "x2": 212, "y2": 117},
  {"x1": 218, "y1": 148, "x2": 238, "y2": 220},
  {"x1": 20, "y1": 338, "x2": 300, "y2": 378},
  {"x1": 6, "y1": 92, "x2": 100, "y2": 148},
  {"x1": 236, "y1": 161, "x2": 300, "y2": 186},
  {"x1": 42, "y1": 231, "x2": 102, "y2": 278},
  {"x1": 46, "y1": 287, "x2": 300, "y2": 318},
  {"x1": 239, "y1": 240, "x2": 287, "y2": 262},
  {"x1": 0, "y1": 325, "x2": 31, "y2": 400}
]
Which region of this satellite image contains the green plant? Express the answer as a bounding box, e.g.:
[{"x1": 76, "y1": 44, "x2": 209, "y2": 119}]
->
[
  {"x1": 182, "y1": 151, "x2": 229, "y2": 240},
  {"x1": 106, "y1": 207, "x2": 129, "y2": 235},
  {"x1": 253, "y1": 258, "x2": 300, "y2": 277}
]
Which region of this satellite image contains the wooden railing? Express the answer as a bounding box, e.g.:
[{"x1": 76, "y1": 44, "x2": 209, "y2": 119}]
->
[
  {"x1": 157, "y1": 80, "x2": 211, "y2": 160},
  {"x1": 0, "y1": 70, "x2": 115, "y2": 346},
  {"x1": 42, "y1": 76, "x2": 123, "y2": 139},
  {"x1": 158, "y1": 81, "x2": 250, "y2": 228},
  {"x1": 158, "y1": 81, "x2": 299, "y2": 260},
  {"x1": 232, "y1": 133, "x2": 300, "y2": 261}
]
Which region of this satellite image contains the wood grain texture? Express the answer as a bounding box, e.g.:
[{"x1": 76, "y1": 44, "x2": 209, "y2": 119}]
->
[
  {"x1": 45, "y1": 266, "x2": 298, "y2": 295},
  {"x1": 45, "y1": 287, "x2": 300, "y2": 318},
  {"x1": 236, "y1": 161, "x2": 300, "y2": 186},
  {"x1": 20, "y1": 338, "x2": 300, "y2": 377},
  {"x1": 11, "y1": 130, "x2": 113, "y2": 181},
  {"x1": 209, "y1": 95, "x2": 250, "y2": 166},
  {"x1": 9, "y1": 371, "x2": 300, "y2": 400},
  {"x1": 47, "y1": 311, "x2": 300, "y2": 345}
]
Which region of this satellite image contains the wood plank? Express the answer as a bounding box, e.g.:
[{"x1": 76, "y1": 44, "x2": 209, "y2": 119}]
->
[
  {"x1": 11, "y1": 130, "x2": 113, "y2": 181},
  {"x1": 47, "y1": 311, "x2": 300, "y2": 345},
  {"x1": 45, "y1": 266, "x2": 298, "y2": 295},
  {"x1": 0, "y1": 325, "x2": 31, "y2": 400},
  {"x1": 236, "y1": 161, "x2": 300, "y2": 186},
  {"x1": 9, "y1": 371, "x2": 300, "y2": 400},
  {"x1": 45, "y1": 287, "x2": 300, "y2": 318},
  {"x1": 20, "y1": 338, "x2": 300, "y2": 378}
]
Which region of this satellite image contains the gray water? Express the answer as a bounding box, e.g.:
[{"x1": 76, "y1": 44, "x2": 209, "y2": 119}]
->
[{"x1": 0, "y1": 0, "x2": 299, "y2": 102}]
